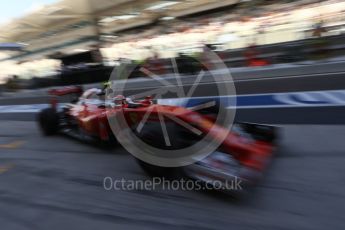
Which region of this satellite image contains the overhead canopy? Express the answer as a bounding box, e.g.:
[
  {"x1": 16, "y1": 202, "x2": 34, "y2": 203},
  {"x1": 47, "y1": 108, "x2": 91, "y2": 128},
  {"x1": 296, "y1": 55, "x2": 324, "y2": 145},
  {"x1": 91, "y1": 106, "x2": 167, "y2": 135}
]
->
[
  {"x1": 0, "y1": 0, "x2": 240, "y2": 61},
  {"x1": 0, "y1": 43, "x2": 24, "y2": 51},
  {"x1": 0, "y1": 0, "x2": 240, "y2": 43}
]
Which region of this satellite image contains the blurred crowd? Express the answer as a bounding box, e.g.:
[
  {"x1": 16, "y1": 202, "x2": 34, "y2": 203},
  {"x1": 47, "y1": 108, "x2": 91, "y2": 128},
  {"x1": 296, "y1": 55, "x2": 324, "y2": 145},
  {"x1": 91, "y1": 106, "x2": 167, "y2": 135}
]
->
[
  {"x1": 1, "y1": 0, "x2": 345, "y2": 86},
  {"x1": 101, "y1": 0, "x2": 345, "y2": 62}
]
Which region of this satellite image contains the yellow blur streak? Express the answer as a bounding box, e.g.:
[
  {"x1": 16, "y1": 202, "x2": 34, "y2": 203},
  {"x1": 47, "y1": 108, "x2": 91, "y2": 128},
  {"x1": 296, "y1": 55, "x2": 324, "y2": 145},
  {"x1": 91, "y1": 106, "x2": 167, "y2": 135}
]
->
[
  {"x1": 0, "y1": 141, "x2": 25, "y2": 149},
  {"x1": 0, "y1": 164, "x2": 14, "y2": 174}
]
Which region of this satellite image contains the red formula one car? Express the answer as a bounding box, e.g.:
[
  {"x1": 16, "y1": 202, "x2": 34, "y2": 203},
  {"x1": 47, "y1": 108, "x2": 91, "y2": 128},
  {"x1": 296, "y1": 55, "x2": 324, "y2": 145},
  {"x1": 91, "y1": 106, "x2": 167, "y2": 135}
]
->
[{"x1": 38, "y1": 86, "x2": 277, "y2": 192}]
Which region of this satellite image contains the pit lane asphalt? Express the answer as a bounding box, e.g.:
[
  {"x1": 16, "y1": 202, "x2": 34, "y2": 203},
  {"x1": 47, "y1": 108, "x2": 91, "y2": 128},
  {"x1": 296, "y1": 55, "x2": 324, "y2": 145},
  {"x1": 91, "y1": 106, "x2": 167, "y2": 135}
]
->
[{"x1": 0, "y1": 120, "x2": 344, "y2": 230}]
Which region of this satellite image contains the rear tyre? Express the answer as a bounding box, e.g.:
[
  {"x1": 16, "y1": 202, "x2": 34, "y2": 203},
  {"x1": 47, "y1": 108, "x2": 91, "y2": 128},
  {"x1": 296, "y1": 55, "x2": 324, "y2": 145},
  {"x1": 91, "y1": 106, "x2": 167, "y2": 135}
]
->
[{"x1": 38, "y1": 108, "x2": 59, "y2": 136}]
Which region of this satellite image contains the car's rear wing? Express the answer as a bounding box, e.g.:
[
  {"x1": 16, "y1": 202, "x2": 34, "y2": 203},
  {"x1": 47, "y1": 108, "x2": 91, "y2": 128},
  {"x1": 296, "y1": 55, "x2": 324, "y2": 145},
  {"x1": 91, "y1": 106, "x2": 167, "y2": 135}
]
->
[
  {"x1": 48, "y1": 86, "x2": 83, "y2": 109},
  {"x1": 48, "y1": 86, "x2": 83, "y2": 97}
]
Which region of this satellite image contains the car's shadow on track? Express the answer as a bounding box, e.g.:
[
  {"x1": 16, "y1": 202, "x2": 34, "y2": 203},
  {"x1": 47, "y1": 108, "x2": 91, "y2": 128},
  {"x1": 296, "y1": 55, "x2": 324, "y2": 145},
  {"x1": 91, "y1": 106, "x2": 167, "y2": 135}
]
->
[{"x1": 55, "y1": 133, "x2": 125, "y2": 155}]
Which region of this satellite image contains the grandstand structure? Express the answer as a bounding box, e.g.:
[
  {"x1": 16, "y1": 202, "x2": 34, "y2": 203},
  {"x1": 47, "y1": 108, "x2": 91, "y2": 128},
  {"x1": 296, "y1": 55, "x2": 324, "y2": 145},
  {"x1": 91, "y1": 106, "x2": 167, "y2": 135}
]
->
[
  {"x1": 0, "y1": 0, "x2": 345, "y2": 82},
  {"x1": 0, "y1": 0, "x2": 241, "y2": 81},
  {"x1": 0, "y1": 0, "x2": 239, "y2": 61}
]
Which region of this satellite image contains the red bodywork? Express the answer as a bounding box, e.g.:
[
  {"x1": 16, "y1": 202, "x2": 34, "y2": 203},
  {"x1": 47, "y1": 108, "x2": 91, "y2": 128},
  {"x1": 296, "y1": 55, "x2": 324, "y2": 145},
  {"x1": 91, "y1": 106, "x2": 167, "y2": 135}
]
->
[{"x1": 48, "y1": 87, "x2": 275, "y2": 174}]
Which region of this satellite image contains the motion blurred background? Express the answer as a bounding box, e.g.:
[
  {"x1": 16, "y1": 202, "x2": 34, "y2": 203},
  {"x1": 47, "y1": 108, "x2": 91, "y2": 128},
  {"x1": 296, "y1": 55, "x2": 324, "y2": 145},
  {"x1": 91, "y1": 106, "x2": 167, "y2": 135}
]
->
[
  {"x1": 0, "y1": 1, "x2": 345, "y2": 230},
  {"x1": 0, "y1": 0, "x2": 345, "y2": 89}
]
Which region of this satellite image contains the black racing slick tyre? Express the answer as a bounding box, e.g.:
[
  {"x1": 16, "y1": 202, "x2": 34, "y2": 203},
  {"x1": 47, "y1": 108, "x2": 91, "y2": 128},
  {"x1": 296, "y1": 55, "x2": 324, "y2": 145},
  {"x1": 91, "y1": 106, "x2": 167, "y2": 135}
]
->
[
  {"x1": 38, "y1": 108, "x2": 59, "y2": 136},
  {"x1": 134, "y1": 123, "x2": 193, "y2": 179}
]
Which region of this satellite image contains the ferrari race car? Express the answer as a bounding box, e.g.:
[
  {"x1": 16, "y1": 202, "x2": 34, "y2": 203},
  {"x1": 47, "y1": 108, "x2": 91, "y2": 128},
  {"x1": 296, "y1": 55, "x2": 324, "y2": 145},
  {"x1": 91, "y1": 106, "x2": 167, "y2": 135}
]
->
[{"x1": 38, "y1": 86, "x2": 278, "y2": 192}]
